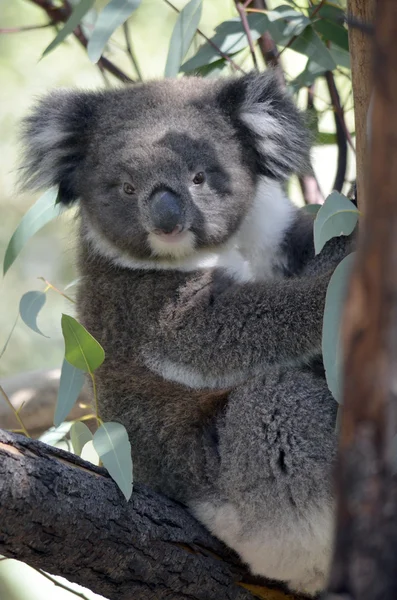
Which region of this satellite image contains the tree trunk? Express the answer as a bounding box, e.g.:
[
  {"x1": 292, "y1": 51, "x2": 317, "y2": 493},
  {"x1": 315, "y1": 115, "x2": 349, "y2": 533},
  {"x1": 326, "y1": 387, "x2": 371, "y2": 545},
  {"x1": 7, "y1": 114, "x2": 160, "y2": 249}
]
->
[
  {"x1": 325, "y1": 1, "x2": 397, "y2": 598},
  {"x1": 0, "y1": 429, "x2": 299, "y2": 600},
  {"x1": 347, "y1": 0, "x2": 376, "y2": 211}
]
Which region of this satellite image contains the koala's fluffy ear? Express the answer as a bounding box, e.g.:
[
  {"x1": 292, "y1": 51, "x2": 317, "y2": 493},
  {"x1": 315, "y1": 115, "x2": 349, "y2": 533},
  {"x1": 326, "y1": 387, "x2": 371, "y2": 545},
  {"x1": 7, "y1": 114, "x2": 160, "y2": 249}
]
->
[
  {"x1": 217, "y1": 70, "x2": 311, "y2": 181},
  {"x1": 20, "y1": 90, "x2": 99, "y2": 204}
]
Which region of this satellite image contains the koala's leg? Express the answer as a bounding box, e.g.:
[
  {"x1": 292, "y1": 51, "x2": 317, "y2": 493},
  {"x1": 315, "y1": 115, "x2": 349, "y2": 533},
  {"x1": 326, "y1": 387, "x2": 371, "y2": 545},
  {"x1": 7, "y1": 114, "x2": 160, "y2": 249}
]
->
[{"x1": 190, "y1": 367, "x2": 337, "y2": 597}]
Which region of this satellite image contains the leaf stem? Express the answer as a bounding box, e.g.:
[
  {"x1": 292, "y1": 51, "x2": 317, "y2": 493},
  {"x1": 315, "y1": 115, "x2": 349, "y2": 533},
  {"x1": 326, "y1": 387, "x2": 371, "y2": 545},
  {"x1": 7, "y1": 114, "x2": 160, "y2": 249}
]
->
[
  {"x1": 39, "y1": 277, "x2": 76, "y2": 304},
  {"x1": 0, "y1": 384, "x2": 30, "y2": 438},
  {"x1": 89, "y1": 373, "x2": 102, "y2": 429}
]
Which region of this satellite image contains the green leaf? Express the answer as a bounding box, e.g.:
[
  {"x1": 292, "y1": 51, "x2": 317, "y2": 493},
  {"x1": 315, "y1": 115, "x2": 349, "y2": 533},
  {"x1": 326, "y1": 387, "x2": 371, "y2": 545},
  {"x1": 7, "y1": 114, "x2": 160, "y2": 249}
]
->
[
  {"x1": 19, "y1": 291, "x2": 48, "y2": 337},
  {"x1": 3, "y1": 187, "x2": 62, "y2": 275},
  {"x1": 328, "y1": 43, "x2": 350, "y2": 69},
  {"x1": 42, "y1": 0, "x2": 95, "y2": 57},
  {"x1": 313, "y1": 19, "x2": 349, "y2": 51},
  {"x1": 87, "y1": 0, "x2": 142, "y2": 64},
  {"x1": 70, "y1": 421, "x2": 93, "y2": 456},
  {"x1": 165, "y1": 0, "x2": 202, "y2": 78},
  {"x1": 181, "y1": 14, "x2": 279, "y2": 72},
  {"x1": 39, "y1": 421, "x2": 74, "y2": 448},
  {"x1": 316, "y1": 131, "x2": 337, "y2": 145},
  {"x1": 322, "y1": 252, "x2": 356, "y2": 403},
  {"x1": 302, "y1": 204, "x2": 322, "y2": 215},
  {"x1": 290, "y1": 26, "x2": 336, "y2": 71},
  {"x1": 61, "y1": 314, "x2": 105, "y2": 373},
  {"x1": 54, "y1": 359, "x2": 86, "y2": 427},
  {"x1": 314, "y1": 191, "x2": 359, "y2": 255},
  {"x1": 93, "y1": 422, "x2": 133, "y2": 500},
  {"x1": 81, "y1": 440, "x2": 101, "y2": 465},
  {"x1": 267, "y1": 4, "x2": 310, "y2": 38}
]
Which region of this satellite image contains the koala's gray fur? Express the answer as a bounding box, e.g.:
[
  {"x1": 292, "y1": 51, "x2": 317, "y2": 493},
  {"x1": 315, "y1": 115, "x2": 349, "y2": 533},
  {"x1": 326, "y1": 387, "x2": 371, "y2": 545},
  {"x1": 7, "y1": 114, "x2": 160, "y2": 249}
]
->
[{"x1": 20, "y1": 71, "x2": 352, "y2": 596}]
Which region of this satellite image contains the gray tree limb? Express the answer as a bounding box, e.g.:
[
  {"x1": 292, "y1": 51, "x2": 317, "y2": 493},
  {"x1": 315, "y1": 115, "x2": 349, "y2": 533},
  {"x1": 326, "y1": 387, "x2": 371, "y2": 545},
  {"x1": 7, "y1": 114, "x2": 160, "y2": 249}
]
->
[{"x1": 0, "y1": 429, "x2": 298, "y2": 600}]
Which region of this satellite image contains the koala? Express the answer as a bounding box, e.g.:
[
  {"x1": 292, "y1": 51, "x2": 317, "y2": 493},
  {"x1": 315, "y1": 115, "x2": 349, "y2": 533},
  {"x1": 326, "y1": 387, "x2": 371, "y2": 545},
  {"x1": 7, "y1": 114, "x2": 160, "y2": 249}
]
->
[{"x1": 20, "y1": 71, "x2": 352, "y2": 596}]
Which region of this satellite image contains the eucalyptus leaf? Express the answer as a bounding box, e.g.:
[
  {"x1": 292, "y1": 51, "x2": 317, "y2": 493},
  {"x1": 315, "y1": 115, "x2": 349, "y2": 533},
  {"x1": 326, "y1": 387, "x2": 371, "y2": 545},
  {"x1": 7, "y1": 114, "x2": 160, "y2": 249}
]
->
[
  {"x1": 61, "y1": 314, "x2": 105, "y2": 373},
  {"x1": 19, "y1": 291, "x2": 48, "y2": 337},
  {"x1": 87, "y1": 0, "x2": 142, "y2": 64},
  {"x1": 302, "y1": 204, "x2": 321, "y2": 215},
  {"x1": 181, "y1": 14, "x2": 280, "y2": 72},
  {"x1": 93, "y1": 422, "x2": 133, "y2": 500},
  {"x1": 165, "y1": 0, "x2": 202, "y2": 77},
  {"x1": 290, "y1": 26, "x2": 336, "y2": 71},
  {"x1": 322, "y1": 253, "x2": 356, "y2": 403},
  {"x1": 54, "y1": 359, "x2": 86, "y2": 427},
  {"x1": 42, "y1": 0, "x2": 95, "y2": 57},
  {"x1": 313, "y1": 19, "x2": 349, "y2": 51},
  {"x1": 290, "y1": 56, "x2": 327, "y2": 91},
  {"x1": 328, "y1": 43, "x2": 351, "y2": 69},
  {"x1": 267, "y1": 4, "x2": 310, "y2": 38},
  {"x1": 39, "y1": 421, "x2": 74, "y2": 448},
  {"x1": 3, "y1": 187, "x2": 61, "y2": 275},
  {"x1": 70, "y1": 421, "x2": 94, "y2": 456},
  {"x1": 81, "y1": 440, "x2": 101, "y2": 465},
  {"x1": 314, "y1": 191, "x2": 359, "y2": 255}
]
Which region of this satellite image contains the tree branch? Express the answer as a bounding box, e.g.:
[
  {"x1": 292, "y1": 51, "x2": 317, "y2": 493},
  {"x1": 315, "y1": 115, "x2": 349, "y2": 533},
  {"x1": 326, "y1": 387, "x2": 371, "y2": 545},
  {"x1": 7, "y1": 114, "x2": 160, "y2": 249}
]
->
[
  {"x1": 0, "y1": 429, "x2": 298, "y2": 600},
  {"x1": 325, "y1": 1, "x2": 397, "y2": 597},
  {"x1": 324, "y1": 71, "x2": 348, "y2": 193}
]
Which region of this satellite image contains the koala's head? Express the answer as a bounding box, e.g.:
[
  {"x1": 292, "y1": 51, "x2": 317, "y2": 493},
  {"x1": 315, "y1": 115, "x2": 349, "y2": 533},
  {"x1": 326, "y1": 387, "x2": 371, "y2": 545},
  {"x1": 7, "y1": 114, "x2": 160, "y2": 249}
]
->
[{"x1": 21, "y1": 71, "x2": 310, "y2": 264}]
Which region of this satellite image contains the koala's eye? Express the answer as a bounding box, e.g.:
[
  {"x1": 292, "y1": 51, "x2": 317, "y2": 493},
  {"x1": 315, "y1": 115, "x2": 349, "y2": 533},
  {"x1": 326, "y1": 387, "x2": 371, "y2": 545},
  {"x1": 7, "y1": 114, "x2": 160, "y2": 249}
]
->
[
  {"x1": 192, "y1": 172, "x2": 205, "y2": 185},
  {"x1": 123, "y1": 182, "x2": 136, "y2": 195}
]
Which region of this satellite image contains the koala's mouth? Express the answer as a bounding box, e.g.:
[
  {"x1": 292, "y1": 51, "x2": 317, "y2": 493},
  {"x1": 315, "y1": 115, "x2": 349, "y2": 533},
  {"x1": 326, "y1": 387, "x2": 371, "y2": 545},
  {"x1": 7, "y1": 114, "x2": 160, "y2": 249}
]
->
[
  {"x1": 147, "y1": 228, "x2": 195, "y2": 259},
  {"x1": 152, "y1": 226, "x2": 188, "y2": 244}
]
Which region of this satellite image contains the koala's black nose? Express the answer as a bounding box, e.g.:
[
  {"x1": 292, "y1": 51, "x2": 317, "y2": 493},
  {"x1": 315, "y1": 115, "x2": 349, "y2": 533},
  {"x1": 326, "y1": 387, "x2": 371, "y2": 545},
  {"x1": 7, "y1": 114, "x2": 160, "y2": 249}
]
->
[{"x1": 150, "y1": 189, "x2": 184, "y2": 234}]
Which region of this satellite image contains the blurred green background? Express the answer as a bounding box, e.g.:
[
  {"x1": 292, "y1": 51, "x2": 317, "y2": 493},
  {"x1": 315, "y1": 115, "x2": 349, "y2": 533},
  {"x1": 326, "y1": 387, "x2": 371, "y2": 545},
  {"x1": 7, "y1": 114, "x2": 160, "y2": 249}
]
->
[{"x1": 0, "y1": 0, "x2": 355, "y2": 598}]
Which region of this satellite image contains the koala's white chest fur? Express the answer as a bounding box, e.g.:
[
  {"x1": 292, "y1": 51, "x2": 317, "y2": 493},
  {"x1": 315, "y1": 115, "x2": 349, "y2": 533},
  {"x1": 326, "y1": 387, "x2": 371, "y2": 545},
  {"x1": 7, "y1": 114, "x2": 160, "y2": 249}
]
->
[{"x1": 191, "y1": 500, "x2": 333, "y2": 596}]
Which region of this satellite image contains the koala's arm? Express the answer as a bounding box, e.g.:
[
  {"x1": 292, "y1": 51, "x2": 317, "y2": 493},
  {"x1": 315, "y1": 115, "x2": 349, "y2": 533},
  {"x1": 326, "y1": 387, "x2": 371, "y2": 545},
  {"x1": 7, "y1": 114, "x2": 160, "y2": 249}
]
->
[{"x1": 144, "y1": 270, "x2": 333, "y2": 388}]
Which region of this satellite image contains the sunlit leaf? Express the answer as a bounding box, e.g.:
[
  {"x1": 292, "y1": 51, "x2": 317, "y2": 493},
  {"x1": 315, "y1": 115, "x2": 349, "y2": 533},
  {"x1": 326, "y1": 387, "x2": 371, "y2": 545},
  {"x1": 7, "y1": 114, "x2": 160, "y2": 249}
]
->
[
  {"x1": 81, "y1": 440, "x2": 101, "y2": 465},
  {"x1": 290, "y1": 26, "x2": 336, "y2": 71},
  {"x1": 181, "y1": 14, "x2": 279, "y2": 72},
  {"x1": 267, "y1": 4, "x2": 310, "y2": 37},
  {"x1": 19, "y1": 291, "x2": 48, "y2": 337},
  {"x1": 87, "y1": 0, "x2": 142, "y2": 64},
  {"x1": 3, "y1": 187, "x2": 61, "y2": 275},
  {"x1": 322, "y1": 253, "x2": 356, "y2": 403},
  {"x1": 93, "y1": 422, "x2": 133, "y2": 500},
  {"x1": 70, "y1": 421, "x2": 94, "y2": 456},
  {"x1": 54, "y1": 359, "x2": 86, "y2": 427},
  {"x1": 165, "y1": 0, "x2": 202, "y2": 77},
  {"x1": 314, "y1": 191, "x2": 359, "y2": 255},
  {"x1": 61, "y1": 314, "x2": 105, "y2": 373},
  {"x1": 39, "y1": 421, "x2": 74, "y2": 448},
  {"x1": 42, "y1": 0, "x2": 95, "y2": 57}
]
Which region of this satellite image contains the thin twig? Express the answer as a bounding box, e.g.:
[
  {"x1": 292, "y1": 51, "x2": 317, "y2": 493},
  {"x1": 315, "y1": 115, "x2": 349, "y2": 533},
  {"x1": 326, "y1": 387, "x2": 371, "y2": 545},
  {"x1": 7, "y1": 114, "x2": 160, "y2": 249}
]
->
[
  {"x1": 235, "y1": 2, "x2": 258, "y2": 70},
  {"x1": 0, "y1": 23, "x2": 54, "y2": 34},
  {"x1": 0, "y1": 384, "x2": 30, "y2": 438},
  {"x1": 123, "y1": 21, "x2": 143, "y2": 81},
  {"x1": 38, "y1": 570, "x2": 91, "y2": 600},
  {"x1": 325, "y1": 71, "x2": 348, "y2": 191},
  {"x1": 38, "y1": 277, "x2": 76, "y2": 304},
  {"x1": 162, "y1": 0, "x2": 246, "y2": 73}
]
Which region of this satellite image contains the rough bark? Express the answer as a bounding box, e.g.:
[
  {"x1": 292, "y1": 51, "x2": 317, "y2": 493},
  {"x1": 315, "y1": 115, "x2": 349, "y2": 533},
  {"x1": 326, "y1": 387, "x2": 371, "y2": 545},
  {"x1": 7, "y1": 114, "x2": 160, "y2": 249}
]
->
[
  {"x1": 0, "y1": 429, "x2": 299, "y2": 600},
  {"x1": 325, "y1": 1, "x2": 397, "y2": 598},
  {"x1": 347, "y1": 0, "x2": 376, "y2": 211},
  {"x1": 0, "y1": 368, "x2": 92, "y2": 438}
]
